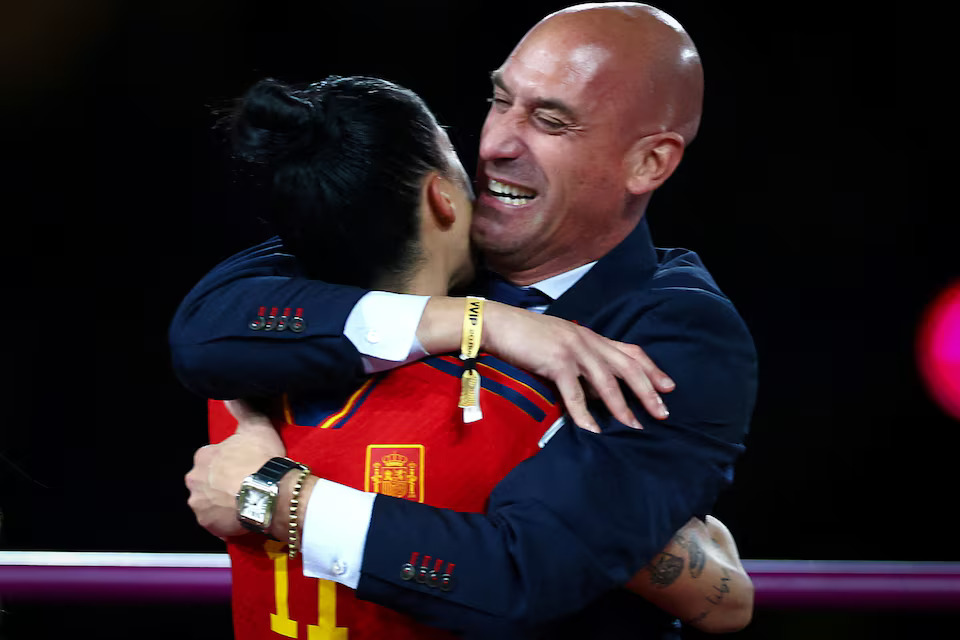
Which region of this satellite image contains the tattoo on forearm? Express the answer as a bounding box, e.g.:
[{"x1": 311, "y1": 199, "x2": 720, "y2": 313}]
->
[
  {"x1": 648, "y1": 552, "x2": 684, "y2": 588},
  {"x1": 686, "y1": 567, "x2": 734, "y2": 626},
  {"x1": 670, "y1": 531, "x2": 707, "y2": 579},
  {"x1": 685, "y1": 537, "x2": 706, "y2": 578},
  {"x1": 705, "y1": 566, "x2": 732, "y2": 606}
]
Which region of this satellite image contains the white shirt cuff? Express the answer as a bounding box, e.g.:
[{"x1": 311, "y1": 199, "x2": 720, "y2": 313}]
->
[
  {"x1": 300, "y1": 478, "x2": 376, "y2": 589},
  {"x1": 343, "y1": 291, "x2": 430, "y2": 373}
]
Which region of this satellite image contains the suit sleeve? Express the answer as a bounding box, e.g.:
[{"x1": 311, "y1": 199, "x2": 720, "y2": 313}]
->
[
  {"x1": 168, "y1": 238, "x2": 369, "y2": 398},
  {"x1": 355, "y1": 288, "x2": 757, "y2": 634}
]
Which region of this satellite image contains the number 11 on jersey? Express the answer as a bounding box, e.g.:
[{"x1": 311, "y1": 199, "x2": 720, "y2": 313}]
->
[{"x1": 265, "y1": 540, "x2": 348, "y2": 639}]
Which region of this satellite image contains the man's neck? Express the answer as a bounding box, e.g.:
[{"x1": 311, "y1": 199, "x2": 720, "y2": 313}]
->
[{"x1": 484, "y1": 213, "x2": 644, "y2": 285}]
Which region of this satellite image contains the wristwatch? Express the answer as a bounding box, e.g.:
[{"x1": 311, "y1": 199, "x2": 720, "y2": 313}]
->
[{"x1": 236, "y1": 457, "x2": 310, "y2": 535}]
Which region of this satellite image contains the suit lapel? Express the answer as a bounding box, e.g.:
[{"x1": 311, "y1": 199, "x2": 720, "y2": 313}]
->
[{"x1": 545, "y1": 218, "x2": 659, "y2": 326}]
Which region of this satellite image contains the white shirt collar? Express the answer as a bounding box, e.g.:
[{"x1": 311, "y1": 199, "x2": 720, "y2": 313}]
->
[{"x1": 529, "y1": 261, "x2": 598, "y2": 301}]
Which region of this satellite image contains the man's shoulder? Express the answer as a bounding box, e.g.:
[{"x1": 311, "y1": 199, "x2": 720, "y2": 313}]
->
[
  {"x1": 599, "y1": 245, "x2": 736, "y2": 319},
  {"x1": 203, "y1": 236, "x2": 296, "y2": 279},
  {"x1": 651, "y1": 247, "x2": 724, "y2": 298},
  {"x1": 622, "y1": 248, "x2": 757, "y2": 442},
  {"x1": 600, "y1": 246, "x2": 752, "y2": 354}
]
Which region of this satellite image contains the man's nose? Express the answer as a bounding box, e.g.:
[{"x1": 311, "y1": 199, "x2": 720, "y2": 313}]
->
[{"x1": 478, "y1": 110, "x2": 525, "y2": 162}]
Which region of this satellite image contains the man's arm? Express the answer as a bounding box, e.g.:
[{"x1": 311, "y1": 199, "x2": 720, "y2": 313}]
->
[
  {"x1": 187, "y1": 406, "x2": 752, "y2": 633},
  {"x1": 169, "y1": 237, "x2": 369, "y2": 398},
  {"x1": 170, "y1": 239, "x2": 674, "y2": 424},
  {"x1": 353, "y1": 288, "x2": 756, "y2": 630},
  {"x1": 626, "y1": 516, "x2": 754, "y2": 633},
  {"x1": 281, "y1": 475, "x2": 755, "y2": 633},
  {"x1": 187, "y1": 288, "x2": 756, "y2": 631},
  {"x1": 271, "y1": 477, "x2": 754, "y2": 632}
]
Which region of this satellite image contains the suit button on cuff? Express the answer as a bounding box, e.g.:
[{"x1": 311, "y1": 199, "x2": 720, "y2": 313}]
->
[{"x1": 439, "y1": 574, "x2": 454, "y2": 592}]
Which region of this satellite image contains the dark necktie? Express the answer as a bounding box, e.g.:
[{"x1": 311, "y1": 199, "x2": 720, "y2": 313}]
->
[{"x1": 486, "y1": 275, "x2": 553, "y2": 309}]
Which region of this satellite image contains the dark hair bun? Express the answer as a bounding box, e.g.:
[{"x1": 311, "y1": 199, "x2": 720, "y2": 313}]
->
[
  {"x1": 231, "y1": 78, "x2": 319, "y2": 164},
  {"x1": 220, "y1": 74, "x2": 447, "y2": 289}
]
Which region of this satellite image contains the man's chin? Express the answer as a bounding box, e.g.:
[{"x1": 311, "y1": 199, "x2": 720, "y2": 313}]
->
[
  {"x1": 470, "y1": 220, "x2": 524, "y2": 259},
  {"x1": 469, "y1": 212, "x2": 502, "y2": 250}
]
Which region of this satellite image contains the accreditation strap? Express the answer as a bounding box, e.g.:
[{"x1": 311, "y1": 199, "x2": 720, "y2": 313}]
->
[{"x1": 458, "y1": 296, "x2": 485, "y2": 423}]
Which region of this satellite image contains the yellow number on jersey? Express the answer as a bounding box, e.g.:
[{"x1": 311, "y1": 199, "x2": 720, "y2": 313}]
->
[
  {"x1": 265, "y1": 540, "x2": 349, "y2": 639},
  {"x1": 309, "y1": 580, "x2": 348, "y2": 640}
]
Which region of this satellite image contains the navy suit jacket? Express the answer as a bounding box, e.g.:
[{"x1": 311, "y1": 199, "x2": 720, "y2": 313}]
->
[{"x1": 169, "y1": 219, "x2": 757, "y2": 638}]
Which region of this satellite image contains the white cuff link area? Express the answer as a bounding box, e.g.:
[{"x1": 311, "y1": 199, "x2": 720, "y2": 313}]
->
[
  {"x1": 299, "y1": 478, "x2": 375, "y2": 589},
  {"x1": 344, "y1": 291, "x2": 431, "y2": 373}
]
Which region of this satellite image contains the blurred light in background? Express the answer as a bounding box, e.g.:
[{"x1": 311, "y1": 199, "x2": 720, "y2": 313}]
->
[{"x1": 918, "y1": 281, "x2": 960, "y2": 420}]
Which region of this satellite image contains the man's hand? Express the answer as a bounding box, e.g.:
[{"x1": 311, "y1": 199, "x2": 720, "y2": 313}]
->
[
  {"x1": 185, "y1": 400, "x2": 286, "y2": 539},
  {"x1": 482, "y1": 302, "x2": 674, "y2": 433},
  {"x1": 417, "y1": 298, "x2": 674, "y2": 433}
]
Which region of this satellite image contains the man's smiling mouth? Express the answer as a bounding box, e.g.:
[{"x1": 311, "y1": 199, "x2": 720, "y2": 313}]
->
[{"x1": 487, "y1": 178, "x2": 537, "y2": 206}]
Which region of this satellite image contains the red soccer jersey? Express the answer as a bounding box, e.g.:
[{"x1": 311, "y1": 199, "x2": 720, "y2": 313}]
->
[{"x1": 208, "y1": 354, "x2": 562, "y2": 640}]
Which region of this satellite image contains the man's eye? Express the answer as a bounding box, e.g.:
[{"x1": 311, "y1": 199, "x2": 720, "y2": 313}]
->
[
  {"x1": 536, "y1": 115, "x2": 566, "y2": 130},
  {"x1": 487, "y1": 96, "x2": 510, "y2": 107}
]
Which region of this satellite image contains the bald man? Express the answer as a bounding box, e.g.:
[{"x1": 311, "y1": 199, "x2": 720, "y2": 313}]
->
[{"x1": 173, "y1": 3, "x2": 756, "y2": 638}]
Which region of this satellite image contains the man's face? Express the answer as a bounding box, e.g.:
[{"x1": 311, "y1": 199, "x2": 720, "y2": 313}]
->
[{"x1": 471, "y1": 32, "x2": 639, "y2": 274}]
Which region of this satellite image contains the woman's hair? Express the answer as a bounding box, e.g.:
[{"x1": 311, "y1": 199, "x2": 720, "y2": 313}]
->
[{"x1": 226, "y1": 76, "x2": 451, "y2": 288}]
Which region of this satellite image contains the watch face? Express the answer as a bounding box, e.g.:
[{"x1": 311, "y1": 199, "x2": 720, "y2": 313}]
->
[{"x1": 239, "y1": 488, "x2": 271, "y2": 523}]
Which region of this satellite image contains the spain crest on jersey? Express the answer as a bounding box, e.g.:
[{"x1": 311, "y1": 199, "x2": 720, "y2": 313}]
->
[{"x1": 365, "y1": 445, "x2": 424, "y2": 502}]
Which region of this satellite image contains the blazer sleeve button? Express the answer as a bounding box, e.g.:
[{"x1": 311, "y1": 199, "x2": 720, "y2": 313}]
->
[
  {"x1": 439, "y1": 574, "x2": 454, "y2": 592},
  {"x1": 415, "y1": 565, "x2": 430, "y2": 584}
]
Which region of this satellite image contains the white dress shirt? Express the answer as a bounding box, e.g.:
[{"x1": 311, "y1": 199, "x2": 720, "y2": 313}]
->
[{"x1": 302, "y1": 262, "x2": 596, "y2": 587}]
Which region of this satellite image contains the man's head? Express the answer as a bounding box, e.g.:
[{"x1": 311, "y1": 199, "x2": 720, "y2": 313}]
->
[
  {"x1": 472, "y1": 2, "x2": 703, "y2": 283},
  {"x1": 229, "y1": 76, "x2": 474, "y2": 293}
]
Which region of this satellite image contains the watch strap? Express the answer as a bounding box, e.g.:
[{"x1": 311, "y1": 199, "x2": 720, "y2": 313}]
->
[{"x1": 254, "y1": 457, "x2": 309, "y2": 484}]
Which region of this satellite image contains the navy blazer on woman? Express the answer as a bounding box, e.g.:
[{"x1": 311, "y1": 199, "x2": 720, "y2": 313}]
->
[{"x1": 169, "y1": 219, "x2": 757, "y2": 638}]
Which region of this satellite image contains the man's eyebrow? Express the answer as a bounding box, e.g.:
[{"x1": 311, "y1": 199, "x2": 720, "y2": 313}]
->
[{"x1": 489, "y1": 70, "x2": 577, "y2": 119}]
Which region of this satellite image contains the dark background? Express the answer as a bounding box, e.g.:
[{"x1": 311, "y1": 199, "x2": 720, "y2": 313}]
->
[{"x1": 1, "y1": 0, "x2": 956, "y2": 637}]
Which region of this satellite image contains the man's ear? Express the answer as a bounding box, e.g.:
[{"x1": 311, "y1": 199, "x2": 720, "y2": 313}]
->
[
  {"x1": 426, "y1": 173, "x2": 457, "y2": 228},
  {"x1": 625, "y1": 132, "x2": 685, "y2": 195}
]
